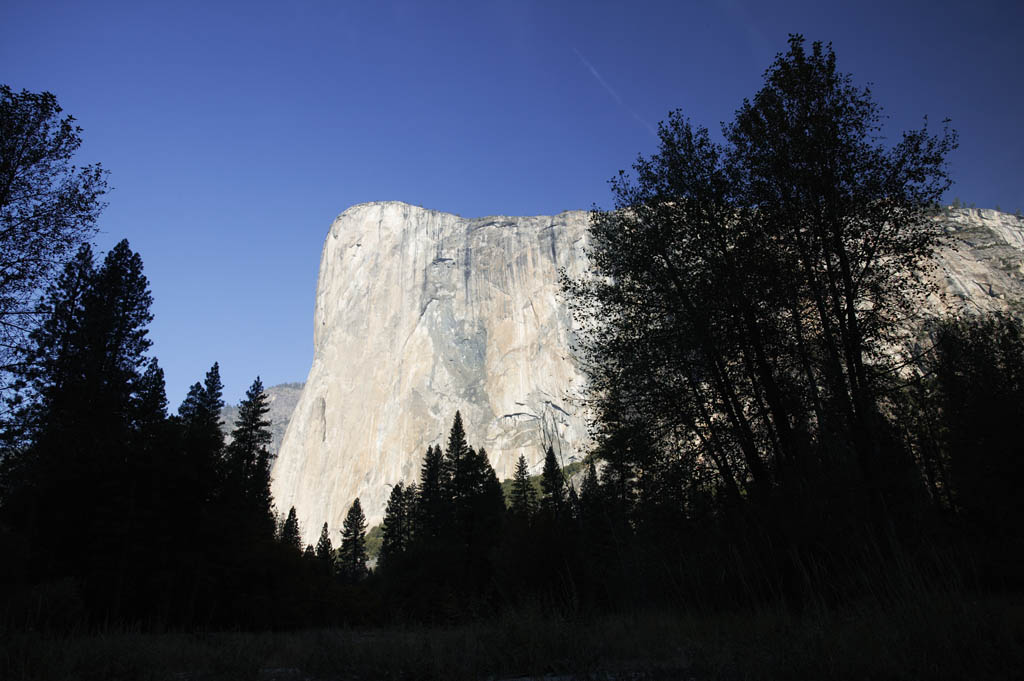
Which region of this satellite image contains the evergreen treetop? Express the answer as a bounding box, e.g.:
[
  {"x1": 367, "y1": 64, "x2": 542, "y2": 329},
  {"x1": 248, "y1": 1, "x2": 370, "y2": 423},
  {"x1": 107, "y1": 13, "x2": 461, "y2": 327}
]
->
[
  {"x1": 509, "y1": 454, "x2": 536, "y2": 519},
  {"x1": 540, "y1": 446, "x2": 565, "y2": 519},
  {"x1": 280, "y1": 506, "x2": 302, "y2": 554},
  {"x1": 339, "y1": 497, "x2": 368, "y2": 582}
]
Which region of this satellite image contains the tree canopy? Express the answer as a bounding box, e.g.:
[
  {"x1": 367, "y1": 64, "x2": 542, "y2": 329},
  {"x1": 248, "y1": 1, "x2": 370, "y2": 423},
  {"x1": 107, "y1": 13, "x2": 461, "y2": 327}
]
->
[
  {"x1": 0, "y1": 85, "x2": 108, "y2": 395},
  {"x1": 565, "y1": 36, "x2": 957, "y2": 506}
]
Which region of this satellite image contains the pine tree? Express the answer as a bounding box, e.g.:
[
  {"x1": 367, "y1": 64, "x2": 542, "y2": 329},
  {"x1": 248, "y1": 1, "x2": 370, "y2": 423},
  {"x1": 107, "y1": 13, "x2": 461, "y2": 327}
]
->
[
  {"x1": 176, "y1": 363, "x2": 226, "y2": 515},
  {"x1": 315, "y1": 522, "x2": 334, "y2": 573},
  {"x1": 379, "y1": 482, "x2": 409, "y2": 568},
  {"x1": 443, "y1": 411, "x2": 469, "y2": 501},
  {"x1": 509, "y1": 454, "x2": 536, "y2": 520},
  {"x1": 579, "y1": 459, "x2": 601, "y2": 520},
  {"x1": 402, "y1": 482, "x2": 418, "y2": 546},
  {"x1": 338, "y1": 498, "x2": 368, "y2": 582},
  {"x1": 280, "y1": 506, "x2": 302, "y2": 553},
  {"x1": 540, "y1": 446, "x2": 565, "y2": 520},
  {"x1": 3, "y1": 240, "x2": 155, "y2": 587},
  {"x1": 473, "y1": 447, "x2": 507, "y2": 532},
  {"x1": 303, "y1": 544, "x2": 315, "y2": 560},
  {"x1": 225, "y1": 376, "x2": 274, "y2": 538},
  {"x1": 415, "y1": 445, "x2": 446, "y2": 540}
]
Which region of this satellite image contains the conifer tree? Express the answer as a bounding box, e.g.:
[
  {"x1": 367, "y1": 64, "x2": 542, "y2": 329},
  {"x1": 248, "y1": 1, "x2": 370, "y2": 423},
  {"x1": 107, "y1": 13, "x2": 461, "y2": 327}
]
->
[
  {"x1": 540, "y1": 446, "x2": 565, "y2": 520},
  {"x1": 509, "y1": 454, "x2": 536, "y2": 520},
  {"x1": 176, "y1": 364, "x2": 226, "y2": 514},
  {"x1": 315, "y1": 522, "x2": 334, "y2": 573},
  {"x1": 303, "y1": 544, "x2": 315, "y2": 560},
  {"x1": 280, "y1": 506, "x2": 302, "y2": 553},
  {"x1": 579, "y1": 459, "x2": 602, "y2": 520},
  {"x1": 443, "y1": 411, "x2": 469, "y2": 502},
  {"x1": 338, "y1": 498, "x2": 368, "y2": 582},
  {"x1": 402, "y1": 482, "x2": 418, "y2": 546},
  {"x1": 416, "y1": 445, "x2": 446, "y2": 540},
  {"x1": 474, "y1": 447, "x2": 507, "y2": 531},
  {"x1": 379, "y1": 482, "x2": 409, "y2": 568},
  {"x1": 225, "y1": 376, "x2": 274, "y2": 538},
  {"x1": 3, "y1": 240, "x2": 155, "y2": 586}
]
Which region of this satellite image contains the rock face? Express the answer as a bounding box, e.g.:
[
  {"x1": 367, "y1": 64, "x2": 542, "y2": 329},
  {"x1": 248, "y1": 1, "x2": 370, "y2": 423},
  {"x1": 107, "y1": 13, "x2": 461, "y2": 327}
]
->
[
  {"x1": 272, "y1": 203, "x2": 1024, "y2": 542},
  {"x1": 271, "y1": 202, "x2": 590, "y2": 539},
  {"x1": 926, "y1": 208, "x2": 1024, "y2": 316}
]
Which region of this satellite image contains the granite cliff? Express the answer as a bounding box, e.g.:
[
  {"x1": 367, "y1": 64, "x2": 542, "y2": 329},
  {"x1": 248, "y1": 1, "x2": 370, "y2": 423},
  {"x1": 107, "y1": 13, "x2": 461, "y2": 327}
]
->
[
  {"x1": 271, "y1": 202, "x2": 590, "y2": 538},
  {"x1": 271, "y1": 204, "x2": 1024, "y2": 541}
]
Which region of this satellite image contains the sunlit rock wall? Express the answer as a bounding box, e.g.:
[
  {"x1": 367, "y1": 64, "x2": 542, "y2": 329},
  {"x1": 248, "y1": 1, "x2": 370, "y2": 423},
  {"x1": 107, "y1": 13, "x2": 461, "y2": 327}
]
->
[
  {"x1": 271, "y1": 202, "x2": 590, "y2": 540},
  {"x1": 272, "y1": 203, "x2": 1024, "y2": 542}
]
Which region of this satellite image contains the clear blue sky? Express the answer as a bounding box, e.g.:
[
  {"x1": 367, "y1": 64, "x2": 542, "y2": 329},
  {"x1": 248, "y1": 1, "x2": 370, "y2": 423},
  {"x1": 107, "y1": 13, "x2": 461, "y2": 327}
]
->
[{"x1": 3, "y1": 0, "x2": 1022, "y2": 405}]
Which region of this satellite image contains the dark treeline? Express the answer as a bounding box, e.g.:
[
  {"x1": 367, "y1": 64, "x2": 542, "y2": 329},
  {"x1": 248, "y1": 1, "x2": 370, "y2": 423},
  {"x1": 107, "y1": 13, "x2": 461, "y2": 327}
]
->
[
  {"x1": 0, "y1": 240, "x2": 325, "y2": 629},
  {"x1": 2, "y1": 36, "x2": 1023, "y2": 633}
]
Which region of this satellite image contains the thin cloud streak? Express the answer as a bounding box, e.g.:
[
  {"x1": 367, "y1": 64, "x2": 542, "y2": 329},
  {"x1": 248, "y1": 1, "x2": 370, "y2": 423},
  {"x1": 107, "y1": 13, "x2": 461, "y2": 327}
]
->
[{"x1": 573, "y1": 47, "x2": 658, "y2": 137}]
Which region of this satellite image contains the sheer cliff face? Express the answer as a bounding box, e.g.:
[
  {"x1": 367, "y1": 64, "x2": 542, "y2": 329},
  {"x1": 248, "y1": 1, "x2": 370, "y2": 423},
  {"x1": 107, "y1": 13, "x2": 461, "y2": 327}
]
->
[
  {"x1": 272, "y1": 204, "x2": 1024, "y2": 541},
  {"x1": 271, "y1": 202, "x2": 590, "y2": 538},
  {"x1": 926, "y1": 208, "x2": 1024, "y2": 316}
]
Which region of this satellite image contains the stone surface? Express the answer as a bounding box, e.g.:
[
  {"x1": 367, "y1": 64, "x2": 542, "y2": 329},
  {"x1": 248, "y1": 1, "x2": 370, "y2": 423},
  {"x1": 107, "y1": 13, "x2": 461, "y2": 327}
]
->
[
  {"x1": 271, "y1": 203, "x2": 1024, "y2": 541},
  {"x1": 925, "y1": 208, "x2": 1024, "y2": 316},
  {"x1": 271, "y1": 202, "x2": 590, "y2": 539}
]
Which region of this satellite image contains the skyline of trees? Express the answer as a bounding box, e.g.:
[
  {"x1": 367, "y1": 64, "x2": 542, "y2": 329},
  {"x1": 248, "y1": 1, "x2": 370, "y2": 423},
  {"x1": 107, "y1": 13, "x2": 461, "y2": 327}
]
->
[{"x1": 1, "y1": 36, "x2": 1020, "y2": 634}]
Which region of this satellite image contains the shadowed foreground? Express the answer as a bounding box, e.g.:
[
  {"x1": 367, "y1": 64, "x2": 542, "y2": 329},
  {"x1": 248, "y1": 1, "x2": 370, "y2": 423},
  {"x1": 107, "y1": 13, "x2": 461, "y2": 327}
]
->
[{"x1": 4, "y1": 596, "x2": 1021, "y2": 681}]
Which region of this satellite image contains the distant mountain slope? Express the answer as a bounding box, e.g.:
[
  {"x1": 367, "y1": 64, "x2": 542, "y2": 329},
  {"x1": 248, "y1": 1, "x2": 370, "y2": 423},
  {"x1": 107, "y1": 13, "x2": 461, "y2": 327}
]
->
[{"x1": 221, "y1": 381, "x2": 304, "y2": 458}]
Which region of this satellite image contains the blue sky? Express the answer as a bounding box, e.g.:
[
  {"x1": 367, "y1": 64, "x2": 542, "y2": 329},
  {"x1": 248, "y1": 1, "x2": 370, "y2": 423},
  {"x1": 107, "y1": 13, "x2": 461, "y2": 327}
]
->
[{"x1": 3, "y1": 0, "x2": 1022, "y2": 405}]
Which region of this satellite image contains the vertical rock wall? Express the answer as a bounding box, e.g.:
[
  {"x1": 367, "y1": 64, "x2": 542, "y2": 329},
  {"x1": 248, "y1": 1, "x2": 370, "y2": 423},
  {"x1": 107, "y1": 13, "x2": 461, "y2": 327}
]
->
[{"x1": 271, "y1": 202, "x2": 590, "y2": 540}]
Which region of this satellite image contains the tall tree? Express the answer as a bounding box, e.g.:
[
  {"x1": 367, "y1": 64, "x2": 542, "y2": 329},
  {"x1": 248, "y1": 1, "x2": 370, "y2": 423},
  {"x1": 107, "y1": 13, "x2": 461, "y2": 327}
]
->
[
  {"x1": 280, "y1": 506, "x2": 302, "y2": 554},
  {"x1": 539, "y1": 446, "x2": 565, "y2": 520},
  {"x1": 579, "y1": 459, "x2": 601, "y2": 520},
  {"x1": 0, "y1": 85, "x2": 108, "y2": 395},
  {"x1": 175, "y1": 363, "x2": 226, "y2": 517},
  {"x1": 509, "y1": 454, "x2": 536, "y2": 520},
  {"x1": 926, "y1": 313, "x2": 1024, "y2": 534},
  {"x1": 225, "y1": 376, "x2": 274, "y2": 538},
  {"x1": 338, "y1": 498, "x2": 368, "y2": 582},
  {"x1": 315, "y1": 522, "x2": 334, "y2": 573},
  {"x1": 565, "y1": 36, "x2": 956, "y2": 507},
  {"x1": 442, "y1": 411, "x2": 470, "y2": 503},
  {"x1": 0, "y1": 240, "x2": 155, "y2": 607},
  {"x1": 415, "y1": 445, "x2": 446, "y2": 541},
  {"x1": 379, "y1": 482, "x2": 410, "y2": 568}
]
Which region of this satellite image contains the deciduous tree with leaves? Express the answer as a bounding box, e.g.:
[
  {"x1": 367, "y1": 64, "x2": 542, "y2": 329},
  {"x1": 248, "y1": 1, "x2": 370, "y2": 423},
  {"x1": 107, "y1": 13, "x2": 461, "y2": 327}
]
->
[{"x1": 0, "y1": 86, "x2": 108, "y2": 395}]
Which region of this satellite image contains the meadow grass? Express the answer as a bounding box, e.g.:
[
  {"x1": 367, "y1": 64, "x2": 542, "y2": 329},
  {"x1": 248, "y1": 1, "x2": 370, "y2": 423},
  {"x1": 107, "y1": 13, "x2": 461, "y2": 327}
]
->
[{"x1": 3, "y1": 589, "x2": 1021, "y2": 680}]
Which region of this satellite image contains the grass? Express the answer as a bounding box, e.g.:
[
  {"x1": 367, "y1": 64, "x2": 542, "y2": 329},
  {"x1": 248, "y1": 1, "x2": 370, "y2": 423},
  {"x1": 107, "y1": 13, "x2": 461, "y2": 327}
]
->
[{"x1": 3, "y1": 591, "x2": 1021, "y2": 680}]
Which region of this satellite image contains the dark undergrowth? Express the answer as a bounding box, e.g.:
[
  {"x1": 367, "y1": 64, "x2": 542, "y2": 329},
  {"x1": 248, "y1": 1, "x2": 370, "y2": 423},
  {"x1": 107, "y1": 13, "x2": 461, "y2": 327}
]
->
[{"x1": 3, "y1": 590, "x2": 1021, "y2": 681}]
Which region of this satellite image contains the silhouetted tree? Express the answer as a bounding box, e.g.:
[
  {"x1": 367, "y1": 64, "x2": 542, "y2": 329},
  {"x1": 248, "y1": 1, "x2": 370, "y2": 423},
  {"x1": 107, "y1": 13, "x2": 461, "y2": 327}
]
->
[
  {"x1": 225, "y1": 376, "x2": 274, "y2": 539},
  {"x1": 539, "y1": 446, "x2": 565, "y2": 520},
  {"x1": 509, "y1": 454, "x2": 535, "y2": 520},
  {"x1": 338, "y1": 498, "x2": 368, "y2": 582},
  {"x1": 280, "y1": 506, "x2": 302, "y2": 554},
  {"x1": 442, "y1": 411, "x2": 470, "y2": 508},
  {"x1": 0, "y1": 240, "x2": 157, "y2": 618},
  {"x1": 415, "y1": 445, "x2": 446, "y2": 541},
  {"x1": 315, "y1": 522, "x2": 334, "y2": 574},
  {"x1": 0, "y1": 85, "x2": 108, "y2": 395},
  {"x1": 379, "y1": 482, "x2": 410, "y2": 568},
  {"x1": 579, "y1": 459, "x2": 601, "y2": 518},
  {"x1": 564, "y1": 35, "x2": 957, "y2": 511},
  {"x1": 927, "y1": 314, "x2": 1024, "y2": 535}
]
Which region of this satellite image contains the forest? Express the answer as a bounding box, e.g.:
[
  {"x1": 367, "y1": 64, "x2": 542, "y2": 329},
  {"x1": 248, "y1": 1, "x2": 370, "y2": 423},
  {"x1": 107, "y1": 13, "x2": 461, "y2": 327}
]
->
[{"x1": 1, "y1": 36, "x2": 1022, "y2": 680}]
